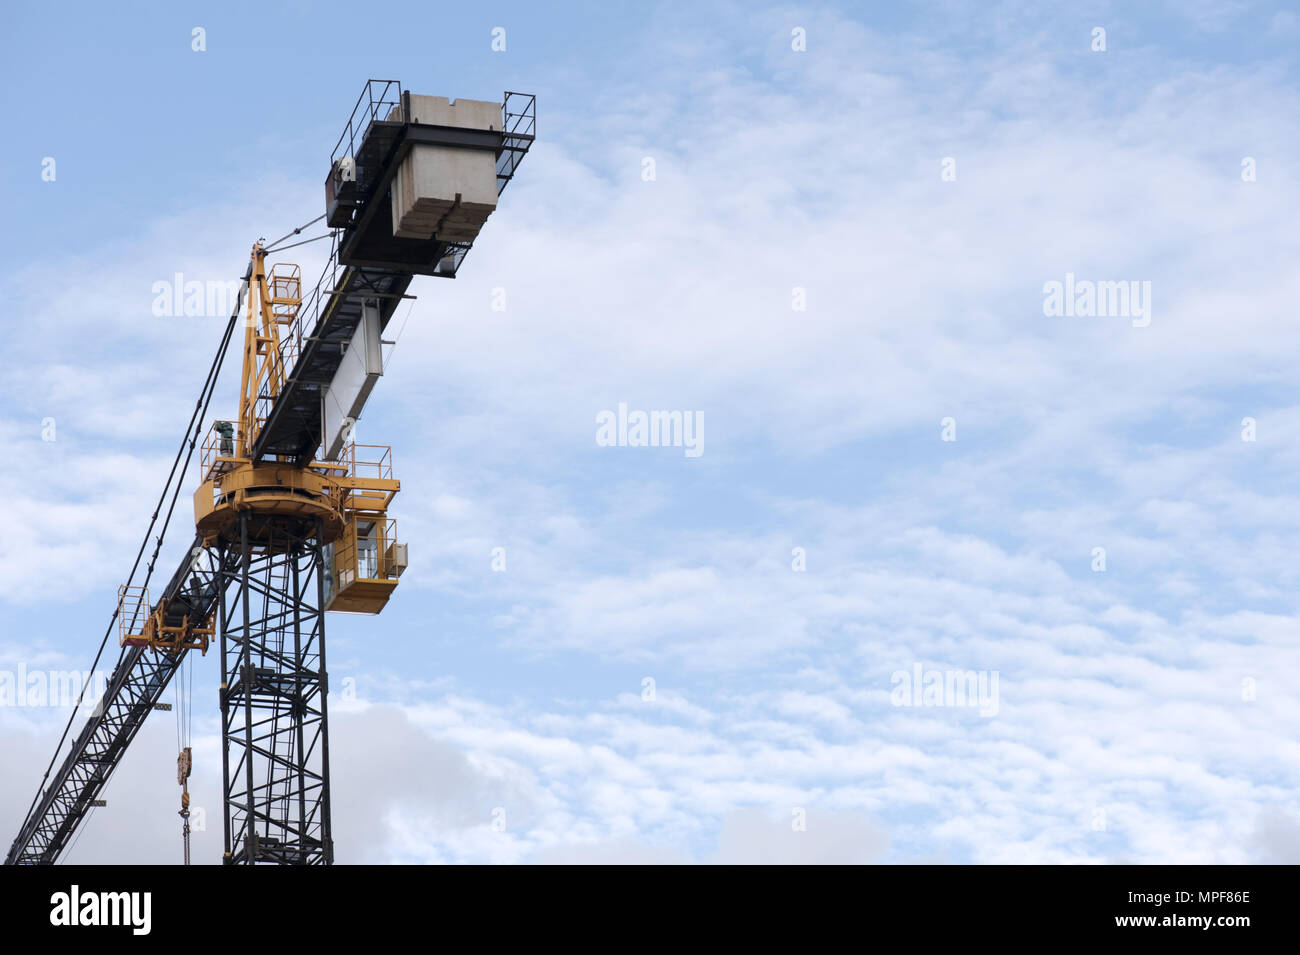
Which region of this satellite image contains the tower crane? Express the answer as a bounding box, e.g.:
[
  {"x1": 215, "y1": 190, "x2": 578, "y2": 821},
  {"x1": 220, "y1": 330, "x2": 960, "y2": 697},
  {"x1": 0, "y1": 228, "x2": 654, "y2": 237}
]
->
[{"x1": 6, "y1": 81, "x2": 535, "y2": 865}]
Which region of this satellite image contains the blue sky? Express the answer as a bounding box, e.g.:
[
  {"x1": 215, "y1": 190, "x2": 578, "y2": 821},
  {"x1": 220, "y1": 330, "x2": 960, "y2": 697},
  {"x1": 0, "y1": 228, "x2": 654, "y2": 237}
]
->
[{"x1": 3, "y1": 0, "x2": 1300, "y2": 864}]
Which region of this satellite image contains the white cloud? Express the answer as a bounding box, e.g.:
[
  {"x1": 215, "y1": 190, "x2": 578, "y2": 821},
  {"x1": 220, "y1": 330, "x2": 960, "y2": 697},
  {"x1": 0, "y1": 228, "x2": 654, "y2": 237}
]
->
[{"x1": 4, "y1": 2, "x2": 1298, "y2": 866}]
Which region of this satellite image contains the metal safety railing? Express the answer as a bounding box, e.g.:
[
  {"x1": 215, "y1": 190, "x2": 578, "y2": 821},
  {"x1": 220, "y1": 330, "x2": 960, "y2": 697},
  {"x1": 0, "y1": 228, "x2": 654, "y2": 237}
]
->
[
  {"x1": 330, "y1": 79, "x2": 403, "y2": 167},
  {"x1": 498, "y1": 92, "x2": 536, "y2": 191},
  {"x1": 116, "y1": 586, "x2": 152, "y2": 646},
  {"x1": 268, "y1": 263, "x2": 302, "y2": 324},
  {"x1": 338, "y1": 443, "x2": 393, "y2": 481},
  {"x1": 200, "y1": 421, "x2": 242, "y2": 480},
  {"x1": 313, "y1": 443, "x2": 397, "y2": 511}
]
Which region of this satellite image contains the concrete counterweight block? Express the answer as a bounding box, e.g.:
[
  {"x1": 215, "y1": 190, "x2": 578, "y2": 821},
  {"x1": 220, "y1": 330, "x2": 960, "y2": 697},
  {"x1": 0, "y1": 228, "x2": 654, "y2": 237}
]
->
[
  {"x1": 403, "y1": 95, "x2": 501, "y2": 131},
  {"x1": 390, "y1": 97, "x2": 502, "y2": 242}
]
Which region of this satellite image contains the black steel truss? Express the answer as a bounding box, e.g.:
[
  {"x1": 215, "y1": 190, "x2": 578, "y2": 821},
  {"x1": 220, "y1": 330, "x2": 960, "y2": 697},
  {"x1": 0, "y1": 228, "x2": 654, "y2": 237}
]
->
[
  {"x1": 5, "y1": 540, "x2": 232, "y2": 865},
  {"x1": 219, "y1": 514, "x2": 332, "y2": 865}
]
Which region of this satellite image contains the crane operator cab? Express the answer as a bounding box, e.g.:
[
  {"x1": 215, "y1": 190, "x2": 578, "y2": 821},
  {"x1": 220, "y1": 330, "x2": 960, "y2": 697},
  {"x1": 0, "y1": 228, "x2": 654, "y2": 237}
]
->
[{"x1": 323, "y1": 509, "x2": 406, "y2": 613}]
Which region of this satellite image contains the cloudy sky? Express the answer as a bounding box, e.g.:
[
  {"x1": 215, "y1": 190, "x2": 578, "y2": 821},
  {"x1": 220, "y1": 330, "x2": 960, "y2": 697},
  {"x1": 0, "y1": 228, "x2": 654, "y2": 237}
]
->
[{"x1": 2, "y1": 0, "x2": 1299, "y2": 864}]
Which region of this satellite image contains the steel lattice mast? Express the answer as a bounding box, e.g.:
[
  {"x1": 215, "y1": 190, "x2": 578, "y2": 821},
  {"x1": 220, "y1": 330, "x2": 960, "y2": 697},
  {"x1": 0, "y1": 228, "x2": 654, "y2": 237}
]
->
[{"x1": 219, "y1": 516, "x2": 332, "y2": 864}]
